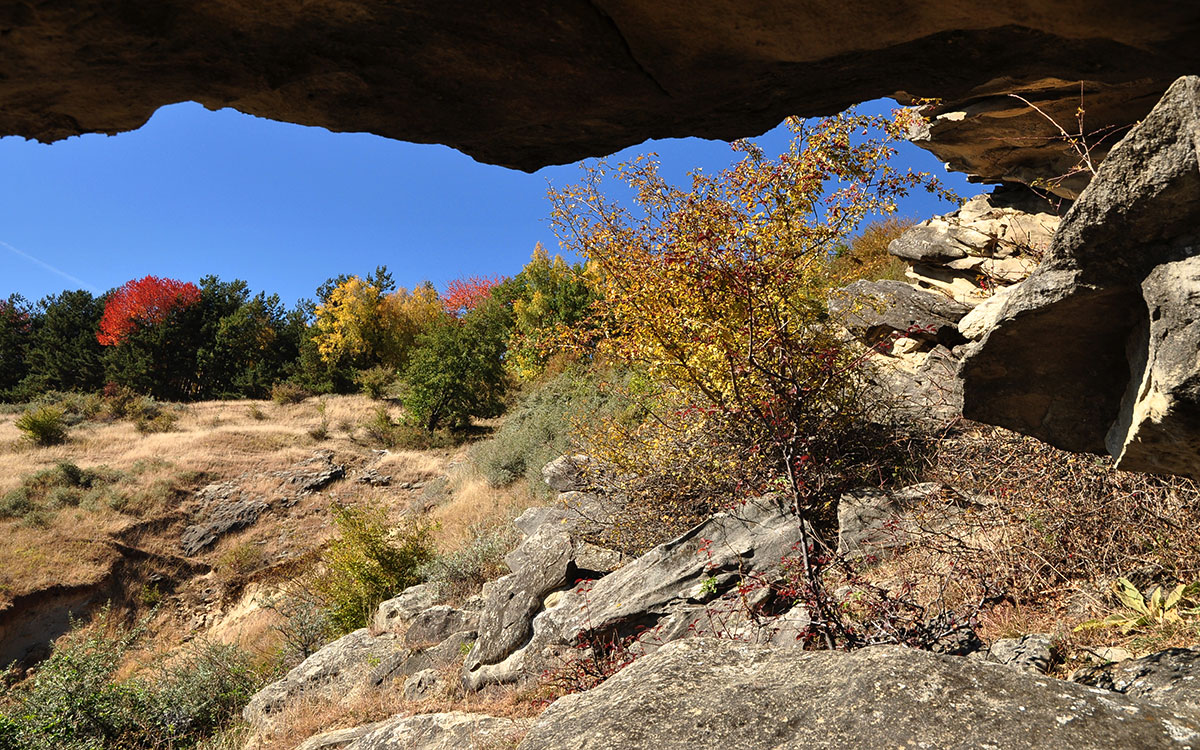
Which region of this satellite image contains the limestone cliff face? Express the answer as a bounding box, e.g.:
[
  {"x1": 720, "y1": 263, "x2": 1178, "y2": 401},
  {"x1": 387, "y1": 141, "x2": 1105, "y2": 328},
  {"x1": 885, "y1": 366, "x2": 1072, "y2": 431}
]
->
[{"x1": 3, "y1": 1, "x2": 1199, "y2": 181}]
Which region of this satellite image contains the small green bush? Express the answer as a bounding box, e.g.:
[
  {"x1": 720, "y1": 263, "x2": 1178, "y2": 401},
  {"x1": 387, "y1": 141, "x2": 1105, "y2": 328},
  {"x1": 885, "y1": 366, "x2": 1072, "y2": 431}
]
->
[
  {"x1": 135, "y1": 410, "x2": 178, "y2": 434},
  {"x1": 0, "y1": 488, "x2": 34, "y2": 519},
  {"x1": 0, "y1": 608, "x2": 262, "y2": 750},
  {"x1": 418, "y1": 525, "x2": 519, "y2": 601},
  {"x1": 15, "y1": 405, "x2": 68, "y2": 445},
  {"x1": 271, "y1": 382, "x2": 310, "y2": 405},
  {"x1": 361, "y1": 406, "x2": 400, "y2": 448},
  {"x1": 356, "y1": 366, "x2": 396, "y2": 400},
  {"x1": 307, "y1": 399, "x2": 330, "y2": 441},
  {"x1": 313, "y1": 503, "x2": 435, "y2": 633},
  {"x1": 469, "y1": 367, "x2": 632, "y2": 495},
  {"x1": 1, "y1": 463, "x2": 120, "y2": 523}
]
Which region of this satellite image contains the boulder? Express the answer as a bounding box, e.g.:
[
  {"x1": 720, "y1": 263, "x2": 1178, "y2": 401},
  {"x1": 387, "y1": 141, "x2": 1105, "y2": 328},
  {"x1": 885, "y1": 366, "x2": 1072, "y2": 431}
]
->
[
  {"x1": 830, "y1": 280, "x2": 969, "y2": 349},
  {"x1": 345, "y1": 712, "x2": 531, "y2": 750},
  {"x1": 976, "y1": 633, "x2": 1056, "y2": 674},
  {"x1": 836, "y1": 483, "x2": 970, "y2": 559},
  {"x1": 472, "y1": 525, "x2": 579, "y2": 666},
  {"x1": 243, "y1": 629, "x2": 404, "y2": 729},
  {"x1": 403, "y1": 605, "x2": 479, "y2": 648},
  {"x1": 403, "y1": 668, "x2": 442, "y2": 701},
  {"x1": 517, "y1": 639, "x2": 1200, "y2": 750},
  {"x1": 364, "y1": 630, "x2": 476, "y2": 689},
  {"x1": 464, "y1": 495, "x2": 807, "y2": 690},
  {"x1": 295, "y1": 724, "x2": 383, "y2": 750},
  {"x1": 541, "y1": 454, "x2": 590, "y2": 493},
  {"x1": 372, "y1": 582, "x2": 447, "y2": 633},
  {"x1": 960, "y1": 76, "x2": 1200, "y2": 478},
  {"x1": 1072, "y1": 647, "x2": 1200, "y2": 713}
]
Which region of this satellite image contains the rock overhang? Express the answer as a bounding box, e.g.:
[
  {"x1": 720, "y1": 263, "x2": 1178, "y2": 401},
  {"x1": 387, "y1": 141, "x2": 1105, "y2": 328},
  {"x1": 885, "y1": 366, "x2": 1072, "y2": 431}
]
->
[{"x1": 3, "y1": 1, "x2": 1200, "y2": 184}]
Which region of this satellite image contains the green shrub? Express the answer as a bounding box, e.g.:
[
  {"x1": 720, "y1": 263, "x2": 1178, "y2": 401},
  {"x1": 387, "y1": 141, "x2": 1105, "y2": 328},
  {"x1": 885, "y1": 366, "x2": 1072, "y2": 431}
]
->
[
  {"x1": 271, "y1": 382, "x2": 310, "y2": 405},
  {"x1": 102, "y1": 383, "x2": 141, "y2": 418},
  {"x1": 45, "y1": 486, "x2": 82, "y2": 510},
  {"x1": 418, "y1": 525, "x2": 519, "y2": 601},
  {"x1": 313, "y1": 503, "x2": 435, "y2": 633},
  {"x1": 469, "y1": 367, "x2": 633, "y2": 495},
  {"x1": 361, "y1": 406, "x2": 399, "y2": 448},
  {"x1": 0, "y1": 608, "x2": 262, "y2": 750},
  {"x1": 1, "y1": 463, "x2": 120, "y2": 523},
  {"x1": 134, "y1": 410, "x2": 178, "y2": 434},
  {"x1": 15, "y1": 405, "x2": 68, "y2": 445},
  {"x1": 0, "y1": 488, "x2": 34, "y2": 519},
  {"x1": 307, "y1": 399, "x2": 330, "y2": 441},
  {"x1": 259, "y1": 587, "x2": 332, "y2": 665},
  {"x1": 356, "y1": 366, "x2": 396, "y2": 400}
]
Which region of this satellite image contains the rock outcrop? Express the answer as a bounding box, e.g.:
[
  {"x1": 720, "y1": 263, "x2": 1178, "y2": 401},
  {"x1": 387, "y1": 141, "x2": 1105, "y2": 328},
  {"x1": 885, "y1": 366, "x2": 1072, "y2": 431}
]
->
[
  {"x1": 244, "y1": 628, "x2": 407, "y2": 729},
  {"x1": 464, "y1": 494, "x2": 807, "y2": 690},
  {"x1": 830, "y1": 280, "x2": 969, "y2": 349},
  {"x1": 960, "y1": 76, "x2": 1200, "y2": 477},
  {"x1": 975, "y1": 633, "x2": 1056, "y2": 675},
  {"x1": 1072, "y1": 647, "x2": 1200, "y2": 714},
  {"x1": 517, "y1": 639, "x2": 1200, "y2": 750},
  {"x1": 4, "y1": 3, "x2": 1200, "y2": 178},
  {"x1": 890, "y1": 188, "x2": 1059, "y2": 309},
  {"x1": 344, "y1": 712, "x2": 531, "y2": 750}
]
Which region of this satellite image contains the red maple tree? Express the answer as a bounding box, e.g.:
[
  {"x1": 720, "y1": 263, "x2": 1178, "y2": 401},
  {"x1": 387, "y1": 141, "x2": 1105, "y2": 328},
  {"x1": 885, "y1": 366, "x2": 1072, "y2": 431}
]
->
[
  {"x1": 442, "y1": 275, "x2": 504, "y2": 317},
  {"x1": 96, "y1": 276, "x2": 202, "y2": 346}
]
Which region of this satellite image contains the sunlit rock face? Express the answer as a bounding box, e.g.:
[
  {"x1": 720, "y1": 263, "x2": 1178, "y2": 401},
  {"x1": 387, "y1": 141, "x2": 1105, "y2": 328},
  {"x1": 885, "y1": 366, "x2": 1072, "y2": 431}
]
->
[
  {"x1": 2, "y1": 1, "x2": 1199, "y2": 178},
  {"x1": 960, "y1": 76, "x2": 1200, "y2": 478}
]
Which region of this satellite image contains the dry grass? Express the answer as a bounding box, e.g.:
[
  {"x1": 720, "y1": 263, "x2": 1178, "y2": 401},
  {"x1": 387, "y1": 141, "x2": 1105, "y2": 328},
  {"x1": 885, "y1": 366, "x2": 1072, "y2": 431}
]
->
[
  {"x1": 845, "y1": 420, "x2": 1200, "y2": 666},
  {"x1": 427, "y1": 470, "x2": 541, "y2": 552},
  {"x1": 0, "y1": 395, "x2": 464, "y2": 610},
  {"x1": 375, "y1": 450, "x2": 446, "y2": 484},
  {"x1": 245, "y1": 660, "x2": 543, "y2": 750}
]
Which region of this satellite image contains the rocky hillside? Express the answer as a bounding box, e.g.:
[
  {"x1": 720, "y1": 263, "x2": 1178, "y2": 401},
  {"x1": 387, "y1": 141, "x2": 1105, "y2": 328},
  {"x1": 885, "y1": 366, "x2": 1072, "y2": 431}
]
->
[{"x1": 228, "y1": 79, "x2": 1200, "y2": 749}]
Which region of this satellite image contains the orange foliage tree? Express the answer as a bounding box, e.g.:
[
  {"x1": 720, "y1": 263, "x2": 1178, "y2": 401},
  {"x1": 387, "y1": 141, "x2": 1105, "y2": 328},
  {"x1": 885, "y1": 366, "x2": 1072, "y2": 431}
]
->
[
  {"x1": 442, "y1": 275, "x2": 504, "y2": 317},
  {"x1": 96, "y1": 276, "x2": 201, "y2": 346}
]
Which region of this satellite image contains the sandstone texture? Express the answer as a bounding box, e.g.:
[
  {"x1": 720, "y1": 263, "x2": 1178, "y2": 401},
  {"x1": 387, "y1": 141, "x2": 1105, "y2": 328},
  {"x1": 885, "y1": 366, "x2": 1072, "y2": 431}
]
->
[
  {"x1": 891, "y1": 187, "x2": 1059, "y2": 308},
  {"x1": 517, "y1": 639, "x2": 1200, "y2": 750},
  {"x1": 4, "y1": 3, "x2": 1200, "y2": 181},
  {"x1": 960, "y1": 76, "x2": 1200, "y2": 477}
]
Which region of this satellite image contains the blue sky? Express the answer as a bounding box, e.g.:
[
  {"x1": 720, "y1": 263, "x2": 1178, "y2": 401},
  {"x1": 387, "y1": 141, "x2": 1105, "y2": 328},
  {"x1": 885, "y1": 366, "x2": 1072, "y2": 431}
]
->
[{"x1": 0, "y1": 100, "x2": 972, "y2": 307}]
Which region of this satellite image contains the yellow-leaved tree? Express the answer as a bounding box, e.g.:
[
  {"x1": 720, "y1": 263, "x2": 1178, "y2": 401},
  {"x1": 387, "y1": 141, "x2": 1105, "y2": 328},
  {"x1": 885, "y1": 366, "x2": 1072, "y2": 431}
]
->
[
  {"x1": 550, "y1": 109, "x2": 953, "y2": 646},
  {"x1": 509, "y1": 243, "x2": 598, "y2": 380},
  {"x1": 313, "y1": 277, "x2": 446, "y2": 371}
]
